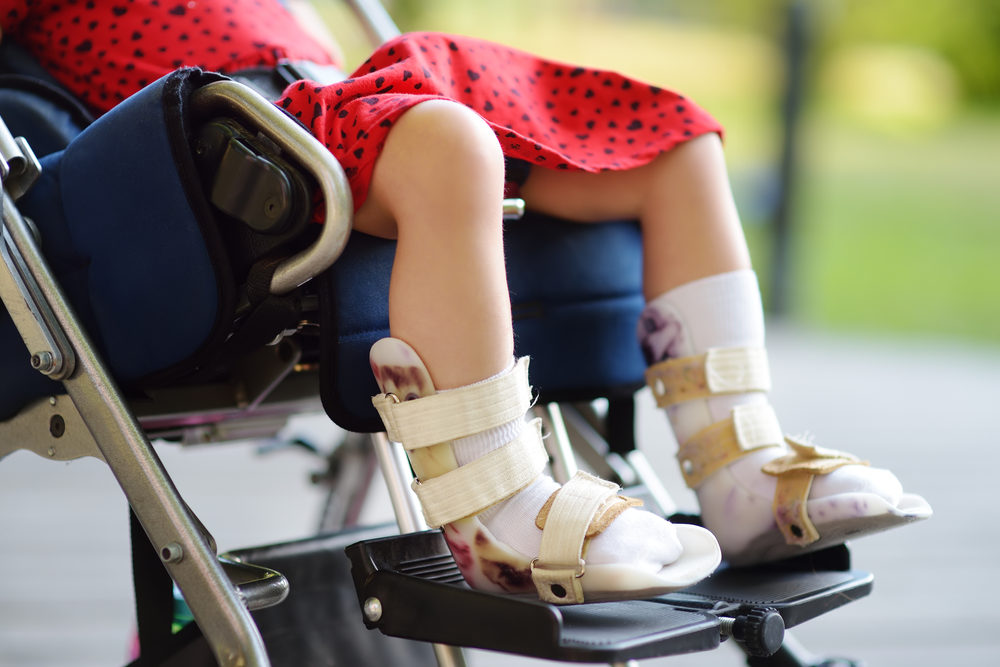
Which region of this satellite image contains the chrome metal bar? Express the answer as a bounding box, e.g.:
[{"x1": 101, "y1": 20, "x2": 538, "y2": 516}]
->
[
  {"x1": 190, "y1": 80, "x2": 353, "y2": 295},
  {"x1": 1, "y1": 186, "x2": 269, "y2": 666},
  {"x1": 432, "y1": 644, "x2": 468, "y2": 667},
  {"x1": 343, "y1": 0, "x2": 402, "y2": 45},
  {"x1": 369, "y1": 431, "x2": 426, "y2": 533},
  {"x1": 502, "y1": 197, "x2": 525, "y2": 220},
  {"x1": 625, "y1": 450, "x2": 678, "y2": 517},
  {"x1": 2, "y1": 183, "x2": 75, "y2": 380},
  {"x1": 368, "y1": 432, "x2": 468, "y2": 667},
  {"x1": 539, "y1": 403, "x2": 578, "y2": 484}
]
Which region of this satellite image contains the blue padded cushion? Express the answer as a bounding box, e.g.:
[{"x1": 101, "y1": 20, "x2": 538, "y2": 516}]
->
[
  {"x1": 321, "y1": 211, "x2": 646, "y2": 433},
  {"x1": 0, "y1": 69, "x2": 228, "y2": 420},
  {"x1": 0, "y1": 85, "x2": 89, "y2": 157}
]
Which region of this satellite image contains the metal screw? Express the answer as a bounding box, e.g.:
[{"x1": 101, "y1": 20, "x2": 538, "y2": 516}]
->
[
  {"x1": 363, "y1": 597, "x2": 383, "y2": 622},
  {"x1": 31, "y1": 351, "x2": 54, "y2": 373},
  {"x1": 160, "y1": 543, "x2": 184, "y2": 563}
]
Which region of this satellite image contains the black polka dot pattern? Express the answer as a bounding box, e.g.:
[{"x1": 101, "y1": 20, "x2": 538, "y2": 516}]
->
[
  {"x1": 3, "y1": 0, "x2": 336, "y2": 111},
  {"x1": 5, "y1": 3, "x2": 722, "y2": 214},
  {"x1": 278, "y1": 32, "x2": 721, "y2": 210}
]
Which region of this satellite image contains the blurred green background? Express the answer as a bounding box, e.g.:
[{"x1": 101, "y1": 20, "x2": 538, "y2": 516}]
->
[{"x1": 320, "y1": 0, "x2": 1000, "y2": 345}]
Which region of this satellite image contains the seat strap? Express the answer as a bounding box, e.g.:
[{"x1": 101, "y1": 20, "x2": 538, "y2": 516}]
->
[
  {"x1": 531, "y1": 471, "x2": 621, "y2": 604},
  {"x1": 646, "y1": 346, "x2": 771, "y2": 408},
  {"x1": 677, "y1": 402, "x2": 785, "y2": 488},
  {"x1": 372, "y1": 357, "x2": 532, "y2": 450},
  {"x1": 412, "y1": 419, "x2": 548, "y2": 528}
]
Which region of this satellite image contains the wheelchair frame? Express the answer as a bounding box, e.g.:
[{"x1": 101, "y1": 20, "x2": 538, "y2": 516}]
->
[{"x1": 0, "y1": 3, "x2": 874, "y2": 666}]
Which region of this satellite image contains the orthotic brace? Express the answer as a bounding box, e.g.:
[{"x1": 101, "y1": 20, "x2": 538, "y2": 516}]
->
[
  {"x1": 762, "y1": 437, "x2": 869, "y2": 545},
  {"x1": 646, "y1": 345, "x2": 869, "y2": 547},
  {"x1": 646, "y1": 346, "x2": 771, "y2": 408},
  {"x1": 531, "y1": 471, "x2": 636, "y2": 604},
  {"x1": 371, "y1": 357, "x2": 548, "y2": 528}
]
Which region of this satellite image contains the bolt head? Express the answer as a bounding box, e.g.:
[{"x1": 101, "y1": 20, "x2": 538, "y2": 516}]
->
[{"x1": 363, "y1": 597, "x2": 382, "y2": 623}]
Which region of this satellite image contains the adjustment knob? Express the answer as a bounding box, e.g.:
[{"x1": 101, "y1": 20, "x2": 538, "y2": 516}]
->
[{"x1": 732, "y1": 606, "x2": 784, "y2": 657}]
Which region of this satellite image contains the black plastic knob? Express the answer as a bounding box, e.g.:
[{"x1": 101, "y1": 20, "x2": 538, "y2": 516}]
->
[{"x1": 732, "y1": 606, "x2": 785, "y2": 657}]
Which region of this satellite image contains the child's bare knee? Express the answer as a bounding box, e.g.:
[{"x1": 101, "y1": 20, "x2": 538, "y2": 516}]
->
[{"x1": 386, "y1": 100, "x2": 504, "y2": 181}]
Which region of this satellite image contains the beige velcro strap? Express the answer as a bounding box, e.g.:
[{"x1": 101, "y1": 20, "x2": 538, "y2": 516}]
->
[
  {"x1": 677, "y1": 402, "x2": 784, "y2": 488},
  {"x1": 372, "y1": 357, "x2": 532, "y2": 450},
  {"x1": 763, "y1": 436, "x2": 869, "y2": 546},
  {"x1": 531, "y1": 471, "x2": 620, "y2": 604},
  {"x1": 535, "y1": 492, "x2": 643, "y2": 538},
  {"x1": 646, "y1": 346, "x2": 771, "y2": 408},
  {"x1": 412, "y1": 418, "x2": 547, "y2": 528}
]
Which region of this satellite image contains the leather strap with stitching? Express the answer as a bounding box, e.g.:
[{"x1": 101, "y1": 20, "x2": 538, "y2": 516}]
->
[
  {"x1": 763, "y1": 436, "x2": 869, "y2": 546},
  {"x1": 677, "y1": 402, "x2": 785, "y2": 488},
  {"x1": 646, "y1": 346, "x2": 771, "y2": 409}
]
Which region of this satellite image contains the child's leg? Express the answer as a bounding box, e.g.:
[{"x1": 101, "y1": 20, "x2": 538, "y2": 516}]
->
[
  {"x1": 353, "y1": 100, "x2": 513, "y2": 390},
  {"x1": 520, "y1": 134, "x2": 749, "y2": 299},
  {"x1": 353, "y1": 100, "x2": 720, "y2": 602},
  {"x1": 521, "y1": 133, "x2": 930, "y2": 565}
]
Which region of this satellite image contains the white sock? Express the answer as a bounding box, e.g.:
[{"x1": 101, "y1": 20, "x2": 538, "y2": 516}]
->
[{"x1": 448, "y1": 363, "x2": 683, "y2": 569}]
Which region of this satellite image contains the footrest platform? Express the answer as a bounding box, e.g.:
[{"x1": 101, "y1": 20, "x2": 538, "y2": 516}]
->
[{"x1": 345, "y1": 530, "x2": 874, "y2": 663}]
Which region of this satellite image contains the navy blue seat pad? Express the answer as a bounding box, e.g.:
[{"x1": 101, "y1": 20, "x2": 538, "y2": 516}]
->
[
  {"x1": 0, "y1": 69, "x2": 234, "y2": 420},
  {"x1": 320, "y1": 212, "x2": 646, "y2": 433}
]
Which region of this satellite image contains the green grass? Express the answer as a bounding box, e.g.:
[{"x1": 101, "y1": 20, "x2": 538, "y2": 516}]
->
[{"x1": 786, "y1": 110, "x2": 1000, "y2": 343}]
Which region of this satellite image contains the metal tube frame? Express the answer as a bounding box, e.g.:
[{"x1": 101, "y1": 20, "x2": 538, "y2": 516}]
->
[
  {"x1": 0, "y1": 66, "x2": 359, "y2": 667},
  {"x1": 1, "y1": 189, "x2": 269, "y2": 664}
]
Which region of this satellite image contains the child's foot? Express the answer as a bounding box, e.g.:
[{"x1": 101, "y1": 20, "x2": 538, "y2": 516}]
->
[
  {"x1": 370, "y1": 337, "x2": 720, "y2": 603},
  {"x1": 640, "y1": 271, "x2": 931, "y2": 566},
  {"x1": 647, "y1": 356, "x2": 932, "y2": 566}
]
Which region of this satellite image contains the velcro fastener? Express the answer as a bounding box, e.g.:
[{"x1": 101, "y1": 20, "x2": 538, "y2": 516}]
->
[
  {"x1": 372, "y1": 357, "x2": 532, "y2": 450},
  {"x1": 677, "y1": 403, "x2": 784, "y2": 488},
  {"x1": 763, "y1": 436, "x2": 869, "y2": 546},
  {"x1": 412, "y1": 418, "x2": 547, "y2": 527},
  {"x1": 771, "y1": 471, "x2": 820, "y2": 546},
  {"x1": 646, "y1": 347, "x2": 771, "y2": 408},
  {"x1": 532, "y1": 471, "x2": 620, "y2": 604}
]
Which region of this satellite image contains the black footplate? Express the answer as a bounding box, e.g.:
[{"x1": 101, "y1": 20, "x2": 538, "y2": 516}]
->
[
  {"x1": 664, "y1": 551, "x2": 873, "y2": 629},
  {"x1": 345, "y1": 530, "x2": 875, "y2": 663},
  {"x1": 345, "y1": 530, "x2": 720, "y2": 663}
]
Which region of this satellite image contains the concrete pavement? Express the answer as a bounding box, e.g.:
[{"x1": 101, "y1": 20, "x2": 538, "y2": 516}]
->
[{"x1": 1, "y1": 322, "x2": 998, "y2": 666}]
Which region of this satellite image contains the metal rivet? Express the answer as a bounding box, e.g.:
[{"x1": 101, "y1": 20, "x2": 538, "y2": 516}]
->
[
  {"x1": 363, "y1": 597, "x2": 383, "y2": 622},
  {"x1": 681, "y1": 459, "x2": 694, "y2": 475},
  {"x1": 160, "y1": 543, "x2": 184, "y2": 563}
]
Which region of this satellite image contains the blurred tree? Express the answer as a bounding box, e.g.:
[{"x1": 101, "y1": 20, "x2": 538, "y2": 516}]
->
[
  {"x1": 600, "y1": 0, "x2": 1000, "y2": 102},
  {"x1": 827, "y1": 0, "x2": 1000, "y2": 102}
]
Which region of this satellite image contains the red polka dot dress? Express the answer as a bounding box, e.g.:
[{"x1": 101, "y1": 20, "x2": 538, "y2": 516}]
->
[{"x1": 3, "y1": 0, "x2": 723, "y2": 212}]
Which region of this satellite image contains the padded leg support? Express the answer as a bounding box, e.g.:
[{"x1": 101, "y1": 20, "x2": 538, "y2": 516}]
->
[{"x1": 371, "y1": 337, "x2": 720, "y2": 603}]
